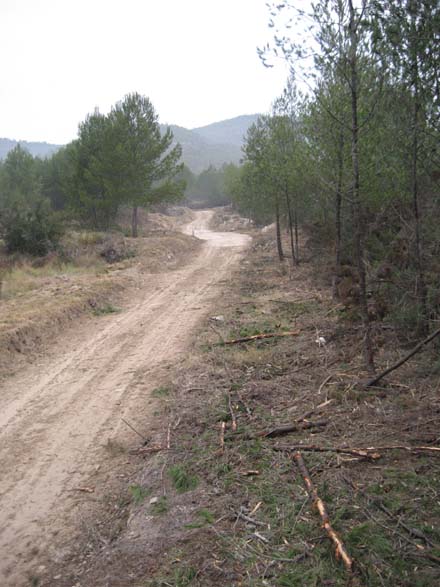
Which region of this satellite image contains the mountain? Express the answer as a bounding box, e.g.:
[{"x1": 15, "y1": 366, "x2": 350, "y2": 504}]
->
[
  {"x1": 0, "y1": 138, "x2": 62, "y2": 160},
  {"x1": 0, "y1": 114, "x2": 260, "y2": 174},
  {"x1": 192, "y1": 114, "x2": 260, "y2": 146},
  {"x1": 162, "y1": 114, "x2": 260, "y2": 173},
  {"x1": 162, "y1": 124, "x2": 242, "y2": 174}
]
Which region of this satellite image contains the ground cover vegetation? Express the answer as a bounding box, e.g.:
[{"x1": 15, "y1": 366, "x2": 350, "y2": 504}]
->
[{"x1": 54, "y1": 213, "x2": 440, "y2": 587}]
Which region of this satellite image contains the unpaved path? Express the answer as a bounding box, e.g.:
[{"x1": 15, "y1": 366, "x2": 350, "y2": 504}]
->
[{"x1": 0, "y1": 210, "x2": 250, "y2": 586}]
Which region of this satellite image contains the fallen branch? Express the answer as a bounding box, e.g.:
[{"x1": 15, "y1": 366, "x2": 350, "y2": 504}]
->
[
  {"x1": 217, "y1": 330, "x2": 300, "y2": 346},
  {"x1": 274, "y1": 444, "x2": 381, "y2": 460},
  {"x1": 275, "y1": 443, "x2": 440, "y2": 459},
  {"x1": 364, "y1": 508, "x2": 440, "y2": 565},
  {"x1": 121, "y1": 418, "x2": 149, "y2": 443},
  {"x1": 376, "y1": 501, "x2": 435, "y2": 547},
  {"x1": 226, "y1": 420, "x2": 327, "y2": 442},
  {"x1": 365, "y1": 326, "x2": 440, "y2": 387},
  {"x1": 293, "y1": 451, "x2": 354, "y2": 574},
  {"x1": 258, "y1": 420, "x2": 328, "y2": 439}
]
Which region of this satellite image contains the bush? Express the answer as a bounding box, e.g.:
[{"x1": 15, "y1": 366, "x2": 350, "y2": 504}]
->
[{"x1": 2, "y1": 200, "x2": 63, "y2": 256}]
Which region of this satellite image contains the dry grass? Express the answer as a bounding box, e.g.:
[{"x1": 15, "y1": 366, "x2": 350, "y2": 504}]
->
[{"x1": 0, "y1": 217, "x2": 201, "y2": 379}]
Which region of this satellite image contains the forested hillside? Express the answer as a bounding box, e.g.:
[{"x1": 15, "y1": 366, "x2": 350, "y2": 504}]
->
[
  {"x1": 163, "y1": 124, "x2": 242, "y2": 173},
  {"x1": 0, "y1": 138, "x2": 61, "y2": 160},
  {"x1": 0, "y1": 114, "x2": 259, "y2": 175}
]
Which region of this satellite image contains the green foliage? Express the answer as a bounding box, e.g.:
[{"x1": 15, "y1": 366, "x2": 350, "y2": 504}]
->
[
  {"x1": 129, "y1": 484, "x2": 151, "y2": 504},
  {"x1": 184, "y1": 164, "x2": 236, "y2": 208},
  {"x1": 151, "y1": 386, "x2": 171, "y2": 398},
  {"x1": 2, "y1": 204, "x2": 62, "y2": 256},
  {"x1": 63, "y1": 93, "x2": 184, "y2": 234},
  {"x1": 0, "y1": 146, "x2": 63, "y2": 255},
  {"x1": 92, "y1": 303, "x2": 120, "y2": 316},
  {"x1": 168, "y1": 465, "x2": 198, "y2": 493},
  {"x1": 150, "y1": 496, "x2": 169, "y2": 515}
]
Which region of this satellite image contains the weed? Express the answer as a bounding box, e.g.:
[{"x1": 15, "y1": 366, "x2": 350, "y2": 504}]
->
[
  {"x1": 169, "y1": 465, "x2": 198, "y2": 493},
  {"x1": 184, "y1": 508, "x2": 215, "y2": 529},
  {"x1": 129, "y1": 484, "x2": 151, "y2": 504},
  {"x1": 151, "y1": 386, "x2": 171, "y2": 398},
  {"x1": 77, "y1": 231, "x2": 106, "y2": 246},
  {"x1": 92, "y1": 303, "x2": 120, "y2": 316},
  {"x1": 151, "y1": 496, "x2": 169, "y2": 515}
]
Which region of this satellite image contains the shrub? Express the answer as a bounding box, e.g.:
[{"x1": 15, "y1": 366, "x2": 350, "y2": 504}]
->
[{"x1": 2, "y1": 200, "x2": 63, "y2": 256}]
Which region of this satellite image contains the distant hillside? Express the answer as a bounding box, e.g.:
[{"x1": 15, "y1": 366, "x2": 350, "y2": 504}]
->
[
  {"x1": 192, "y1": 114, "x2": 260, "y2": 146},
  {"x1": 162, "y1": 124, "x2": 241, "y2": 174},
  {"x1": 0, "y1": 138, "x2": 61, "y2": 160},
  {"x1": 162, "y1": 114, "x2": 260, "y2": 173},
  {"x1": 0, "y1": 114, "x2": 260, "y2": 173}
]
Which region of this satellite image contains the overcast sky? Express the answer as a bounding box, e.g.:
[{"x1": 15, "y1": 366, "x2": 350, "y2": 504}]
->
[{"x1": 0, "y1": 0, "x2": 290, "y2": 144}]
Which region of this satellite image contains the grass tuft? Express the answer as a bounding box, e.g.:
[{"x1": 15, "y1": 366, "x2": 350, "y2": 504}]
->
[{"x1": 169, "y1": 465, "x2": 198, "y2": 493}]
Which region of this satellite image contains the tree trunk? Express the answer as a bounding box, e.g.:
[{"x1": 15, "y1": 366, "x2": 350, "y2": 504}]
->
[
  {"x1": 348, "y1": 0, "x2": 375, "y2": 374},
  {"x1": 131, "y1": 206, "x2": 138, "y2": 238},
  {"x1": 336, "y1": 134, "x2": 344, "y2": 258},
  {"x1": 286, "y1": 189, "x2": 297, "y2": 267},
  {"x1": 333, "y1": 130, "x2": 344, "y2": 299},
  {"x1": 294, "y1": 205, "x2": 299, "y2": 264},
  {"x1": 275, "y1": 198, "x2": 284, "y2": 262},
  {"x1": 410, "y1": 14, "x2": 428, "y2": 335}
]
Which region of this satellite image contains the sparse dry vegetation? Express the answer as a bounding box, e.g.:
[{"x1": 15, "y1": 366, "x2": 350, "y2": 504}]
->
[
  {"x1": 48, "y1": 221, "x2": 440, "y2": 587},
  {"x1": 0, "y1": 209, "x2": 199, "y2": 378}
]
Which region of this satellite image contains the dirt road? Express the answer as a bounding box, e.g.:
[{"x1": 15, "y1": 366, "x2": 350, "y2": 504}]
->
[{"x1": 0, "y1": 210, "x2": 250, "y2": 586}]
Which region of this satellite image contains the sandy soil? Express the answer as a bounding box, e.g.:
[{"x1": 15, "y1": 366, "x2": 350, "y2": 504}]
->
[{"x1": 0, "y1": 210, "x2": 251, "y2": 587}]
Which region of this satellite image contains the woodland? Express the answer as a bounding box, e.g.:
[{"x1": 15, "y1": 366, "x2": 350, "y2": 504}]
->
[{"x1": 228, "y1": 0, "x2": 440, "y2": 362}]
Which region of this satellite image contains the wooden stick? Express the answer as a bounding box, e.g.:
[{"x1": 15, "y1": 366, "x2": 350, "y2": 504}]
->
[
  {"x1": 121, "y1": 418, "x2": 149, "y2": 443},
  {"x1": 166, "y1": 422, "x2": 171, "y2": 450},
  {"x1": 275, "y1": 443, "x2": 440, "y2": 458},
  {"x1": 228, "y1": 394, "x2": 237, "y2": 432},
  {"x1": 365, "y1": 326, "x2": 440, "y2": 387},
  {"x1": 275, "y1": 444, "x2": 381, "y2": 460},
  {"x1": 293, "y1": 451, "x2": 354, "y2": 573},
  {"x1": 217, "y1": 330, "x2": 301, "y2": 346},
  {"x1": 258, "y1": 420, "x2": 328, "y2": 439},
  {"x1": 219, "y1": 421, "x2": 226, "y2": 453}
]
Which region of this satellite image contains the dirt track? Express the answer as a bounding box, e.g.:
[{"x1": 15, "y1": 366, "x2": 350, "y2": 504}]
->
[{"x1": 0, "y1": 210, "x2": 250, "y2": 586}]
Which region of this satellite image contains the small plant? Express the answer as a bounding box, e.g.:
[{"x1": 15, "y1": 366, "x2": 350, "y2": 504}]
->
[
  {"x1": 92, "y1": 303, "x2": 120, "y2": 316},
  {"x1": 173, "y1": 567, "x2": 197, "y2": 586},
  {"x1": 169, "y1": 465, "x2": 198, "y2": 493},
  {"x1": 184, "y1": 508, "x2": 215, "y2": 529},
  {"x1": 78, "y1": 231, "x2": 105, "y2": 245},
  {"x1": 151, "y1": 386, "x2": 171, "y2": 398},
  {"x1": 151, "y1": 496, "x2": 169, "y2": 515},
  {"x1": 129, "y1": 484, "x2": 151, "y2": 504}
]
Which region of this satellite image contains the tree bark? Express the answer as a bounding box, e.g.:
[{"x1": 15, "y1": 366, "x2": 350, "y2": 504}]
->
[
  {"x1": 131, "y1": 205, "x2": 138, "y2": 238},
  {"x1": 333, "y1": 129, "x2": 344, "y2": 298},
  {"x1": 348, "y1": 0, "x2": 375, "y2": 374},
  {"x1": 275, "y1": 198, "x2": 284, "y2": 261},
  {"x1": 335, "y1": 132, "x2": 345, "y2": 271},
  {"x1": 285, "y1": 189, "x2": 297, "y2": 267},
  {"x1": 294, "y1": 204, "x2": 299, "y2": 264}
]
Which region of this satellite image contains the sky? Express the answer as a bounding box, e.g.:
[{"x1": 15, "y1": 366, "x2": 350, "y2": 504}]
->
[{"x1": 0, "y1": 0, "x2": 290, "y2": 144}]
